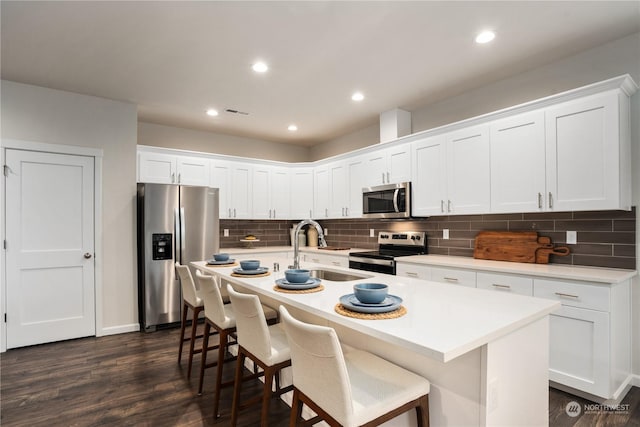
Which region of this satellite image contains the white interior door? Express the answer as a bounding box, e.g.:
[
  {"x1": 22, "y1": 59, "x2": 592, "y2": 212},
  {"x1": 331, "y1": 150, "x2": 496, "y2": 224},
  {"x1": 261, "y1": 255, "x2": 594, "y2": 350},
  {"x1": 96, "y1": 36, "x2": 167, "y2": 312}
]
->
[{"x1": 5, "y1": 149, "x2": 95, "y2": 348}]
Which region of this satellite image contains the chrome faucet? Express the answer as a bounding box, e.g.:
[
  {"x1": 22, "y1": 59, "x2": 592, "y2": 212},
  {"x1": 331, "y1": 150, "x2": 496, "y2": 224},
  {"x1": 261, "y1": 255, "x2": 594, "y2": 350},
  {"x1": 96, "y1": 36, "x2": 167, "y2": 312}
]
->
[{"x1": 291, "y1": 219, "x2": 327, "y2": 269}]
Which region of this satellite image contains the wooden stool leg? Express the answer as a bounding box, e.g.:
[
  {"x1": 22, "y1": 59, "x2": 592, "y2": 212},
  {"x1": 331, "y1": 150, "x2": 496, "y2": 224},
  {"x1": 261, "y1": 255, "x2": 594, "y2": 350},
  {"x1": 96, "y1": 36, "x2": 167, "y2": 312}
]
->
[
  {"x1": 213, "y1": 329, "x2": 229, "y2": 419},
  {"x1": 230, "y1": 350, "x2": 246, "y2": 426},
  {"x1": 416, "y1": 395, "x2": 430, "y2": 427},
  {"x1": 260, "y1": 366, "x2": 274, "y2": 427},
  {"x1": 187, "y1": 305, "x2": 199, "y2": 377},
  {"x1": 198, "y1": 322, "x2": 211, "y2": 395},
  {"x1": 178, "y1": 302, "x2": 188, "y2": 363},
  {"x1": 289, "y1": 388, "x2": 302, "y2": 427}
]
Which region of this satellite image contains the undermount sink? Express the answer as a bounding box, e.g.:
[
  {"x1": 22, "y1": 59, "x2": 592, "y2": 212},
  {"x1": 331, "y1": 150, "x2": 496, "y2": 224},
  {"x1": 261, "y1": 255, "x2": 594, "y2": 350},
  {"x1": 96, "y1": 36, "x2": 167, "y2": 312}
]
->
[{"x1": 308, "y1": 268, "x2": 372, "y2": 282}]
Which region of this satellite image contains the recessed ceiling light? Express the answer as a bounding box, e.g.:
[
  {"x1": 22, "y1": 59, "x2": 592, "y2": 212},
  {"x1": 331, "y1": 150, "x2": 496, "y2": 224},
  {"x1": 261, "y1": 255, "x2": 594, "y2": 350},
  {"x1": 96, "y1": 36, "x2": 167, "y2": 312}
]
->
[
  {"x1": 351, "y1": 92, "x2": 364, "y2": 102},
  {"x1": 206, "y1": 109, "x2": 219, "y2": 117},
  {"x1": 288, "y1": 124, "x2": 298, "y2": 132},
  {"x1": 252, "y1": 61, "x2": 268, "y2": 73},
  {"x1": 475, "y1": 30, "x2": 496, "y2": 44}
]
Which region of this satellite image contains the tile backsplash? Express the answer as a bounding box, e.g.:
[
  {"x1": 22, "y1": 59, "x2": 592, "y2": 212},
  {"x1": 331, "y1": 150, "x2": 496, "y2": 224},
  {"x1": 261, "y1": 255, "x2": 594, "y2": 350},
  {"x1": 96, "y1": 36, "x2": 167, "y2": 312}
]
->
[{"x1": 221, "y1": 208, "x2": 636, "y2": 269}]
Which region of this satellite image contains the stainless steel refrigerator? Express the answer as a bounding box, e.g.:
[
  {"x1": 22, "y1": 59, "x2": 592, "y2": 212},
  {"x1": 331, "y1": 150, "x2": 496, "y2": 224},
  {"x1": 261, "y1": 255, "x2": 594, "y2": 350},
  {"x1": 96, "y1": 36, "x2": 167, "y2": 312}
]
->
[{"x1": 137, "y1": 183, "x2": 219, "y2": 331}]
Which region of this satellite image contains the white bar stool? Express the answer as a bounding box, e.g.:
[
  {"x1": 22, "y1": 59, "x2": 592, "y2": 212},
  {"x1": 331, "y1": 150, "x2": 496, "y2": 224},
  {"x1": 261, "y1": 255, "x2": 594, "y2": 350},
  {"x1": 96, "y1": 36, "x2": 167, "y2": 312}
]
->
[
  {"x1": 175, "y1": 262, "x2": 204, "y2": 378},
  {"x1": 279, "y1": 306, "x2": 431, "y2": 427},
  {"x1": 227, "y1": 284, "x2": 293, "y2": 427}
]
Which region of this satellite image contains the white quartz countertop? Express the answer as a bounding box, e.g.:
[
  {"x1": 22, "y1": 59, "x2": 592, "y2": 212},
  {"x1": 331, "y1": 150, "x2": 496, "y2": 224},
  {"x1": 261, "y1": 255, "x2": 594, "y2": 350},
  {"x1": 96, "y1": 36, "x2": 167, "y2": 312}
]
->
[
  {"x1": 192, "y1": 256, "x2": 560, "y2": 363},
  {"x1": 398, "y1": 255, "x2": 637, "y2": 284}
]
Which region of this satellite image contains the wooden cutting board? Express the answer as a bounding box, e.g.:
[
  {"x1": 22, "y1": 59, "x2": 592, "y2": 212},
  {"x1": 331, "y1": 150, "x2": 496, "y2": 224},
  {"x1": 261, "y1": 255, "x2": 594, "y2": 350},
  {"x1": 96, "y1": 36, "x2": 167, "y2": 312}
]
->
[
  {"x1": 474, "y1": 231, "x2": 569, "y2": 264},
  {"x1": 474, "y1": 231, "x2": 549, "y2": 263}
]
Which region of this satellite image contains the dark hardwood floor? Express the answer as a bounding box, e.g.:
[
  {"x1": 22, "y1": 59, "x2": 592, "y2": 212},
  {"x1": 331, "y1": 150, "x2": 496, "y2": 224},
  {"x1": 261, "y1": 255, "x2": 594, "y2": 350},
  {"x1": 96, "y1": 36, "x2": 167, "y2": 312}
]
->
[{"x1": 1, "y1": 327, "x2": 638, "y2": 426}]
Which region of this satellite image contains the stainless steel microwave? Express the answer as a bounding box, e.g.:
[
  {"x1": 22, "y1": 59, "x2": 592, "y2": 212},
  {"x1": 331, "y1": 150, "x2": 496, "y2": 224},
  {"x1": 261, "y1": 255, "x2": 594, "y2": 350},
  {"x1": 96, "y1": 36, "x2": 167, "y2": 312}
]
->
[{"x1": 362, "y1": 182, "x2": 411, "y2": 218}]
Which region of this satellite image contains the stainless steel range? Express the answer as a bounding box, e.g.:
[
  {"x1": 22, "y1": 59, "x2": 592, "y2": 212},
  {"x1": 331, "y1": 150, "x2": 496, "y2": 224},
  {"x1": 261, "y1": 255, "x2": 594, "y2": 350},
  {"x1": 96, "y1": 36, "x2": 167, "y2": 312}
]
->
[{"x1": 348, "y1": 231, "x2": 427, "y2": 275}]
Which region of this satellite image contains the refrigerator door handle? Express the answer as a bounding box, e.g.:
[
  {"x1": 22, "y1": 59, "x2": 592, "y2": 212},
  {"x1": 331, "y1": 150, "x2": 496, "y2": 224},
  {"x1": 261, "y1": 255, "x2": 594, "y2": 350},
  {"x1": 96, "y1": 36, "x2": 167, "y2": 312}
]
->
[
  {"x1": 174, "y1": 207, "x2": 181, "y2": 264},
  {"x1": 179, "y1": 207, "x2": 186, "y2": 262}
]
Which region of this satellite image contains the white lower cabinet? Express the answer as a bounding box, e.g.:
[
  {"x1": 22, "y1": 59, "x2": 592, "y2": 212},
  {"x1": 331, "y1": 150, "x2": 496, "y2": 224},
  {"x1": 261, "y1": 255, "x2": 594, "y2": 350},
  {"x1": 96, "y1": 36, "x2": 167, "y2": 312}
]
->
[
  {"x1": 477, "y1": 272, "x2": 533, "y2": 296},
  {"x1": 396, "y1": 263, "x2": 431, "y2": 280},
  {"x1": 303, "y1": 252, "x2": 347, "y2": 268},
  {"x1": 533, "y1": 278, "x2": 630, "y2": 400},
  {"x1": 431, "y1": 267, "x2": 476, "y2": 288}
]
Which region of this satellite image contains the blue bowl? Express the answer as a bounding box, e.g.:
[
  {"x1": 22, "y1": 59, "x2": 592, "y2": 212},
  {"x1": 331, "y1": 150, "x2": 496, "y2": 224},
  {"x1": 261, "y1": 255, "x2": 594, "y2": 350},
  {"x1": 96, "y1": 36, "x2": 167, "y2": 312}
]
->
[
  {"x1": 353, "y1": 283, "x2": 388, "y2": 304},
  {"x1": 213, "y1": 253, "x2": 229, "y2": 261},
  {"x1": 285, "y1": 269, "x2": 310, "y2": 283},
  {"x1": 239, "y1": 259, "x2": 260, "y2": 270}
]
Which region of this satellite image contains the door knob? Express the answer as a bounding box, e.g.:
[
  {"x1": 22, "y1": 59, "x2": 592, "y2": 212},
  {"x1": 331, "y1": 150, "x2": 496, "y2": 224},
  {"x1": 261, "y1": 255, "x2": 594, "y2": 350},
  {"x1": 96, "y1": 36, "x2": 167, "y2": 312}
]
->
[{"x1": 84, "y1": 252, "x2": 93, "y2": 259}]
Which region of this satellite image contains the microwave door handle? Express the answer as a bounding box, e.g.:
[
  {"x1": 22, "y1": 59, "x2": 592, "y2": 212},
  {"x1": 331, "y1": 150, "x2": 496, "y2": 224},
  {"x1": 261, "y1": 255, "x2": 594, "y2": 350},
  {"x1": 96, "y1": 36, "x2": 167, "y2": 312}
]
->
[{"x1": 393, "y1": 188, "x2": 400, "y2": 212}]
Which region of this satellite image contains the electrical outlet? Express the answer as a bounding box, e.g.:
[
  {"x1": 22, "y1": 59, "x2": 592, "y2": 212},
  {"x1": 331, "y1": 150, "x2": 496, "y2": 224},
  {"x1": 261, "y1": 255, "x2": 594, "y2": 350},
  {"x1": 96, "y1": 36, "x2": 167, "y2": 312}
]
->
[
  {"x1": 324, "y1": 228, "x2": 329, "y2": 236},
  {"x1": 370, "y1": 228, "x2": 375, "y2": 237},
  {"x1": 443, "y1": 229, "x2": 450, "y2": 240},
  {"x1": 223, "y1": 229, "x2": 229, "y2": 237},
  {"x1": 566, "y1": 230, "x2": 577, "y2": 244}
]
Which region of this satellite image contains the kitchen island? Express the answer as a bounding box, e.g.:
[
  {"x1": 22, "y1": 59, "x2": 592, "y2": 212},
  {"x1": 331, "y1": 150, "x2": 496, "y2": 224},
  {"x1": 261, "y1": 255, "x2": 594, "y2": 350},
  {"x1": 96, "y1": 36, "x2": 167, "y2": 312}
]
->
[{"x1": 192, "y1": 256, "x2": 560, "y2": 426}]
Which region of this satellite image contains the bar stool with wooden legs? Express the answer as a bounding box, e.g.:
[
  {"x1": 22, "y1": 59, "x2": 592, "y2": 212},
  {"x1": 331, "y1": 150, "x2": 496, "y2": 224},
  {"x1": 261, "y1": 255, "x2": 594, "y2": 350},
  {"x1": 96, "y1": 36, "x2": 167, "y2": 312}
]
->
[
  {"x1": 279, "y1": 306, "x2": 431, "y2": 427},
  {"x1": 175, "y1": 262, "x2": 204, "y2": 378},
  {"x1": 226, "y1": 285, "x2": 293, "y2": 427},
  {"x1": 194, "y1": 271, "x2": 278, "y2": 420}
]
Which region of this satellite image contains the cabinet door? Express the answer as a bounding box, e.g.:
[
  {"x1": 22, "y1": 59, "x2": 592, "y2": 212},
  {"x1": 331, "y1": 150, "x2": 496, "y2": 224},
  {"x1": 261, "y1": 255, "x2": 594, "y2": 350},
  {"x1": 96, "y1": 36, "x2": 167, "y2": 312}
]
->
[
  {"x1": 446, "y1": 126, "x2": 491, "y2": 214},
  {"x1": 211, "y1": 160, "x2": 232, "y2": 218},
  {"x1": 387, "y1": 144, "x2": 411, "y2": 183},
  {"x1": 176, "y1": 156, "x2": 210, "y2": 186},
  {"x1": 545, "y1": 92, "x2": 620, "y2": 211},
  {"x1": 548, "y1": 306, "x2": 610, "y2": 397},
  {"x1": 364, "y1": 151, "x2": 387, "y2": 186},
  {"x1": 138, "y1": 152, "x2": 176, "y2": 184},
  {"x1": 313, "y1": 166, "x2": 330, "y2": 218},
  {"x1": 230, "y1": 164, "x2": 252, "y2": 219},
  {"x1": 271, "y1": 167, "x2": 290, "y2": 219},
  {"x1": 252, "y1": 166, "x2": 271, "y2": 219},
  {"x1": 329, "y1": 162, "x2": 348, "y2": 218},
  {"x1": 290, "y1": 167, "x2": 314, "y2": 219},
  {"x1": 490, "y1": 111, "x2": 545, "y2": 213},
  {"x1": 347, "y1": 156, "x2": 366, "y2": 217},
  {"x1": 431, "y1": 267, "x2": 476, "y2": 287},
  {"x1": 411, "y1": 135, "x2": 447, "y2": 216}
]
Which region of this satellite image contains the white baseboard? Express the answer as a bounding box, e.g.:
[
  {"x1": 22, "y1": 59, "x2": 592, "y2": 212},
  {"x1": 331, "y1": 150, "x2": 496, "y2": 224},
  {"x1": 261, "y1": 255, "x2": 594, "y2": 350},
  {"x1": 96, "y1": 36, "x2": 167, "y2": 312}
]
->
[{"x1": 98, "y1": 323, "x2": 140, "y2": 336}]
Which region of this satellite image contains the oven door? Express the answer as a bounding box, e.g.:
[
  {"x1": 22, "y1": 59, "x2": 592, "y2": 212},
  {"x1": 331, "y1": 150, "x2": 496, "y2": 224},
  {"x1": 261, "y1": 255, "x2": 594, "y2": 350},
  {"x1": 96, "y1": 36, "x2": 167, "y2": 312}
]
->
[
  {"x1": 362, "y1": 182, "x2": 410, "y2": 219},
  {"x1": 349, "y1": 255, "x2": 396, "y2": 275}
]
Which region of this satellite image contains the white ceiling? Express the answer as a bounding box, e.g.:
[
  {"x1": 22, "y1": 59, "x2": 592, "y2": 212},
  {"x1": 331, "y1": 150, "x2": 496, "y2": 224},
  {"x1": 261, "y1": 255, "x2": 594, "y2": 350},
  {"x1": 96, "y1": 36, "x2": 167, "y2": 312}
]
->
[{"x1": 2, "y1": 1, "x2": 639, "y2": 147}]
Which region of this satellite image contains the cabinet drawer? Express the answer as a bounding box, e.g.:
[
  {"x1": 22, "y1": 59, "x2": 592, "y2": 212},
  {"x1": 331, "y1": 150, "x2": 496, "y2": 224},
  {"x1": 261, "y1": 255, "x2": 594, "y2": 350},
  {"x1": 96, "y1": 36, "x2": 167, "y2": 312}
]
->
[
  {"x1": 431, "y1": 267, "x2": 476, "y2": 287},
  {"x1": 396, "y1": 263, "x2": 431, "y2": 280},
  {"x1": 304, "y1": 253, "x2": 347, "y2": 268},
  {"x1": 534, "y1": 279, "x2": 610, "y2": 312},
  {"x1": 477, "y1": 272, "x2": 533, "y2": 296}
]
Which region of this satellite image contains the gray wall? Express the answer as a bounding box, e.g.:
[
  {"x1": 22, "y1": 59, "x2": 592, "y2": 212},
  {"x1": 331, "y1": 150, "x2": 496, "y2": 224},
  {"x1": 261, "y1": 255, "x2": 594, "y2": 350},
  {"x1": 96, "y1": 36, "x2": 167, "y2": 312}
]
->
[{"x1": 1, "y1": 80, "x2": 139, "y2": 335}]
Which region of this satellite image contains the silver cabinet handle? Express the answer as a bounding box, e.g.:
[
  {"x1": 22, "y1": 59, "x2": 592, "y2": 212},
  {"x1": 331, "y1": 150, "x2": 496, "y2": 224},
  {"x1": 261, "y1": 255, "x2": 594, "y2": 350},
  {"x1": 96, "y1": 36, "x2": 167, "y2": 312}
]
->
[
  {"x1": 444, "y1": 277, "x2": 459, "y2": 282},
  {"x1": 386, "y1": 172, "x2": 390, "y2": 183},
  {"x1": 171, "y1": 173, "x2": 175, "y2": 183},
  {"x1": 233, "y1": 208, "x2": 236, "y2": 218},
  {"x1": 345, "y1": 207, "x2": 349, "y2": 216},
  {"x1": 538, "y1": 193, "x2": 542, "y2": 209},
  {"x1": 447, "y1": 200, "x2": 452, "y2": 213},
  {"x1": 406, "y1": 272, "x2": 418, "y2": 277},
  {"x1": 548, "y1": 192, "x2": 553, "y2": 209},
  {"x1": 311, "y1": 258, "x2": 320, "y2": 263},
  {"x1": 555, "y1": 292, "x2": 579, "y2": 299},
  {"x1": 178, "y1": 173, "x2": 181, "y2": 183},
  {"x1": 228, "y1": 208, "x2": 232, "y2": 217},
  {"x1": 381, "y1": 172, "x2": 385, "y2": 183},
  {"x1": 441, "y1": 200, "x2": 445, "y2": 213},
  {"x1": 331, "y1": 261, "x2": 341, "y2": 266},
  {"x1": 84, "y1": 252, "x2": 93, "y2": 259},
  {"x1": 492, "y1": 284, "x2": 511, "y2": 289},
  {"x1": 325, "y1": 208, "x2": 328, "y2": 217},
  {"x1": 342, "y1": 207, "x2": 345, "y2": 216},
  {"x1": 273, "y1": 209, "x2": 276, "y2": 218},
  {"x1": 309, "y1": 210, "x2": 312, "y2": 218},
  {"x1": 269, "y1": 209, "x2": 272, "y2": 219}
]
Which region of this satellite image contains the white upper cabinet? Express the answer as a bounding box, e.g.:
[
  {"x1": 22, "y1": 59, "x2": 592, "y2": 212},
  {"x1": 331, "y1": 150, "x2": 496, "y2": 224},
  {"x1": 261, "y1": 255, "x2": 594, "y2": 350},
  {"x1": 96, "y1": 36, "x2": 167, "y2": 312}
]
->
[
  {"x1": 363, "y1": 144, "x2": 411, "y2": 187},
  {"x1": 411, "y1": 135, "x2": 447, "y2": 216},
  {"x1": 490, "y1": 111, "x2": 546, "y2": 213},
  {"x1": 139, "y1": 152, "x2": 209, "y2": 185},
  {"x1": 252, "y1": 165, "x2": 290, "y2": 219},
  {"x1": 346, "y1": 156, "x2": 366, "y2": 218},
  {"x1": 328, "y1": 162, "x2": 349, "y2": 218},
  {"x1": 229, "y1": 163, "x2": 252, "y2": 219},
  {"x1": 290, "y1": 167, "x2": 314, "y2": 219},
  {"x1": 545, "y1": 91, "x2": 630, "y2": 211},
  {"x1": 210, "y1": 159, "x2": 232, "y2": 218},
  {"x1": 313, "y1": 165, "x2": 330, "y2": 219},
  {"x1": 446, "y1": 125, "x2": 491, "y2": 215}
]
